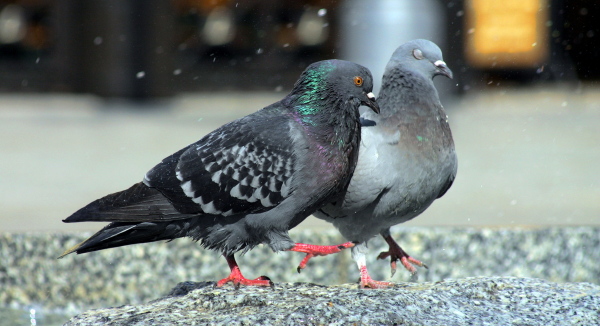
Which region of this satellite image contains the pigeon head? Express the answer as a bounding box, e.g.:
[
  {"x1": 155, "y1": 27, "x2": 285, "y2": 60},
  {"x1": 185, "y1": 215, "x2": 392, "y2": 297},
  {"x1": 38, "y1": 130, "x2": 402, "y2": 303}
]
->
[
  {"x1": 291, "y1": 59, "x2": 380, "y2": 114},
  {"x1": 385, "y1": 39, "x2": 453, "y2": 80}
]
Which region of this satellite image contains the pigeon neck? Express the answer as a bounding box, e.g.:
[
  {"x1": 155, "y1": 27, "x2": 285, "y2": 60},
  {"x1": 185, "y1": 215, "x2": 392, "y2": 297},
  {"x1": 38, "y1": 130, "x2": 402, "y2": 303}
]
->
[
  {"x1": 377, "y1": 69, "x2": 443, "y2": 118},
  {"x1": 288, "y1": 94, "x2": 361, "y2": 150}
]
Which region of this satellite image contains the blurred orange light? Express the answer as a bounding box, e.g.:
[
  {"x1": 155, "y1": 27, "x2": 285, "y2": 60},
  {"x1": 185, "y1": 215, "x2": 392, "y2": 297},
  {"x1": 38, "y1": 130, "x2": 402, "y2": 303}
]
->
[{"x1": 465, "y1": 0, "x2": 549, "y2": 68}]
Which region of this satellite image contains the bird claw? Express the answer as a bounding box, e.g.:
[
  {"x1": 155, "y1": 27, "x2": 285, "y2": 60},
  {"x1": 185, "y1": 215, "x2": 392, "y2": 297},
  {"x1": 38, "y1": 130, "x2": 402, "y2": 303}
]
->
[
  {"x1": 218, "y1": 255, "x2": 274, "y2": 288},
  {"x1": 216, "y1": 274, "x2": 273, "y2": 288},
  {"x1": 255, "y1": 276, "x2": 276, "y2": 289},
  {"x1": 297, "y1": 253, "x2": 314, "y2": 273},
  {"x1": 378, "y1": 236, "x2": 427, "y2": 277},
  {"x1": 376, "y1": 250, "x2": 391, "y2": 260},
  {"x1": 291, "y1": 241, "x2": 355, "y2": 273},
  {"x1": 360, "y1": 278, "x2": 394, "y2": 289},
  {"x1": 378, "y1": 250, "x2": 426, "y2": 277},
  {"x1": 358, "y1": 265, "x2": 394, "y2": 289}
]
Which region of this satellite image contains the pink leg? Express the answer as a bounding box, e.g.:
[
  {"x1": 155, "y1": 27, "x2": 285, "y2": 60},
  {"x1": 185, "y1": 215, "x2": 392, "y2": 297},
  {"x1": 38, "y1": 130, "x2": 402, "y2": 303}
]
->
[
  {"x1": 377, "y1": 233, "x2": 427, "y2": 277},
  {"x1": 216, "y1": 254, "x2": 273, "y2": 288},
  {"x1": 358, "y1": 265, "x2": 393, "y2": 289},
  {"x1": 352, "y1": 244, "x2": 393, "y2": 288},
  {"x1": 288, "y1": 241, "x2": 355, "y2": 273}
]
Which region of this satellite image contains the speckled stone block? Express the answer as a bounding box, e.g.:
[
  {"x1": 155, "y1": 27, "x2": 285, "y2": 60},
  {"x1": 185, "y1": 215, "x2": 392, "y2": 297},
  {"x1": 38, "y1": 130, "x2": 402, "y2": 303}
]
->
[
  {"x1": 1, "y1": 227, "x2": 599, "y2": 319},
  {"x1": 63, "y1": 277, "x2": 600, "y2": 326}
]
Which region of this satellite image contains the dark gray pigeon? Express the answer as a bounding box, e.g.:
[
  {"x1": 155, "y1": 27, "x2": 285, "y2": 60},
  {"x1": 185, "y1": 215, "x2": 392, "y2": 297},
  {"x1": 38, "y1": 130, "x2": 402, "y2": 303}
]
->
[
  {"x1": 312, "y1": 40, "x2": 457, "y2": 288},
  {"x1": 60, "y1": 59, "x2": 379, "y2": 287}
]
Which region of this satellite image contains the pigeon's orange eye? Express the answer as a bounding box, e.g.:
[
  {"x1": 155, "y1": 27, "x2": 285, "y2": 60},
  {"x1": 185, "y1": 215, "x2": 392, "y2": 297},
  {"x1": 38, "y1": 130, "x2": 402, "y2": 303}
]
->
[{"x1": 353, "y1": 76, "x2": 363, "y2": 86}]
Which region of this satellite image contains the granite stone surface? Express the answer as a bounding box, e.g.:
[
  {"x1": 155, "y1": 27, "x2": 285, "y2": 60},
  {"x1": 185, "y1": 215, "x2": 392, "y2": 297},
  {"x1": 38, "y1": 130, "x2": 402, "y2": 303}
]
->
[
  {"x1": 1, "y1": 227, "x2": 599, "y2": 324},
  {"x1": 64, "y1": 277, "x2": 600, "y2": 325}
]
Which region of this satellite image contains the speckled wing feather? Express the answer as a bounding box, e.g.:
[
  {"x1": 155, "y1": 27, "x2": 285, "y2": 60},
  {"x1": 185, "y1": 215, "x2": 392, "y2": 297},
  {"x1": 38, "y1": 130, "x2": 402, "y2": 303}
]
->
[{"x1": 144, "y1": 110, "x2": 296, "y2": 218}]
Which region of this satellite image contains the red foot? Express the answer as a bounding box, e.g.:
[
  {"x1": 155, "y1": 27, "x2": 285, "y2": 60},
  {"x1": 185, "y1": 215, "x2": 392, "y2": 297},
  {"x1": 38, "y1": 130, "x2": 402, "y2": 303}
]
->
[
  {"x1": 289, "y1": 242, "x2": 355, "y2": 273},
  {"x1": 216, "y1": 255, "x2": 273, "y2": 288},
  {"x1": 359, "y1": 265, "x2": 393, "y2": 289},
  {"x1": 377, "y1": 235, "x2": 427, "y2": 276}
]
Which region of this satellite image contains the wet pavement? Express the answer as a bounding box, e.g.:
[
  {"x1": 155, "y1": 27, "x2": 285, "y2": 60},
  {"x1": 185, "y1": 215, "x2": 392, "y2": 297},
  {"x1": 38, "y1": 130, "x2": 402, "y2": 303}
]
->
[{"x1": 1, "y1": 85, "x2": 599, "y2": 232}]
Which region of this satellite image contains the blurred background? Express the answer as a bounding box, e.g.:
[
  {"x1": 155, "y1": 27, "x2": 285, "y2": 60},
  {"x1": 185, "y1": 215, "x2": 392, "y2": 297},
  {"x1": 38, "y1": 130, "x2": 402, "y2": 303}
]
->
[{"x1": 1, "y1": 0, "x2": 599, "y2": 232}]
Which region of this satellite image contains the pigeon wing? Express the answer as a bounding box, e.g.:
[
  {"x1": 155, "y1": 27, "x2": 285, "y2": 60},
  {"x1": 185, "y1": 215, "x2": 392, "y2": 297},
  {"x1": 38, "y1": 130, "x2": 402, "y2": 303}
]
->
[{"x1": 148, "y1": 113, "x2": 296, "y2": 218}]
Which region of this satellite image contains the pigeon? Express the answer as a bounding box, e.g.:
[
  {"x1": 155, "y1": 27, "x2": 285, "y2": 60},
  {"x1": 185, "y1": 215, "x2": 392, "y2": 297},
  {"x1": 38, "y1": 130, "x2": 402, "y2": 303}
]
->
[
  {"x1": 59, "y1": 59, "x2": 380, "y2": 288},
  {"x1": 312, "y1": 40, "x2": 457, "y2": 288}
]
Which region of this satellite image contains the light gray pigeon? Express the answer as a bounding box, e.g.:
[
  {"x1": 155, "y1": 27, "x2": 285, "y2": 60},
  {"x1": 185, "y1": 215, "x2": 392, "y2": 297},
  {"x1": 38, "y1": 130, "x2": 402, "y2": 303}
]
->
[
  {"x1": 312, "y1": 40, "x2": 457, "y2": 288},
  {"x1": 59, "y1": 59, "x2": 379, "y2": 288}
]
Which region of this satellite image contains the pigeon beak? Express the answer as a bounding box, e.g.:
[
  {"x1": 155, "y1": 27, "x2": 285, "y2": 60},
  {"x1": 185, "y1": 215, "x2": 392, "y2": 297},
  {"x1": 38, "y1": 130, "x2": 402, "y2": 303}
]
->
[
  {"x1": 363, "y1": 92, "x2": 380, "y2": 114},
  {"x1": 434, "y1": 60, "x2": 453, "y2": 79}
]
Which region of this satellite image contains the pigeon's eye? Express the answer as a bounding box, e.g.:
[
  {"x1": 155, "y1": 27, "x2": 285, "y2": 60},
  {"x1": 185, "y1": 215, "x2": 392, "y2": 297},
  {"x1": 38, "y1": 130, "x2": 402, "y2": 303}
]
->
[
  {"x1": 413, "y1": 49, "x2": 424, "y2": 60},
  {"x1": 353, "y1": 76, "x2": 363, "y2": 86}
]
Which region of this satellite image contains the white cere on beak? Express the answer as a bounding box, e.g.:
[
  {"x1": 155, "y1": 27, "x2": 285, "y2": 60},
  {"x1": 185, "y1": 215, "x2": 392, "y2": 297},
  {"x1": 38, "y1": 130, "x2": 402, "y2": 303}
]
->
[
  {"x1": 367, "y1": 92, "x2": 375, "y2": 100},
  {"x1": 434, "y1": 60, "x2": 447, "y2": 68}
]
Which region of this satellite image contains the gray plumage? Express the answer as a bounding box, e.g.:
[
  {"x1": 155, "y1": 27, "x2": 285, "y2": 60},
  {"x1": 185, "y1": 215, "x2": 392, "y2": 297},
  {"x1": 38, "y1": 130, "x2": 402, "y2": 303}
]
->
[
  {"x1": 60, "y1": 59, "x2": 379, "y2": 286},
  {"x1": 314, "y1": 40, "x2": 457, "y2": 287}
]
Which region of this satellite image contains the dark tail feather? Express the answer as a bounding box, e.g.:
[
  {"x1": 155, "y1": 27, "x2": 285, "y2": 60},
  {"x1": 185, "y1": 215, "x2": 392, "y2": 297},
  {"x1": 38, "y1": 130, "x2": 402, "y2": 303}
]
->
[
  {"x1": 64, "y1": 182, "x2": 195, "y2": 223},
  {"x1": 58, "y1": 220, "x2": 188, "y2": 258},
  {"x1": 60, "y1": 182, "x2": 199, "y2": 258}
]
